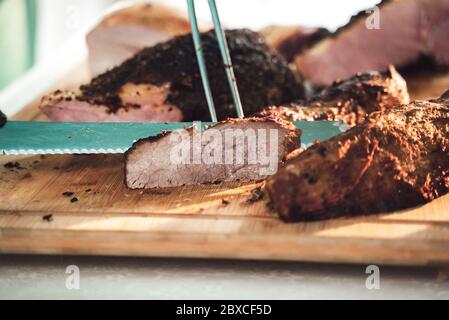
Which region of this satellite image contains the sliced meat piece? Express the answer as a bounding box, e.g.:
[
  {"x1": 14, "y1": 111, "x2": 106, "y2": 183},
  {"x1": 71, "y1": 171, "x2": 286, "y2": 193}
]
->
[
  {"x1": 41, "y1": 29, "x2": 304, "y2": 123},
  {"x1": 295, "y1": 0, "x2": 449, "y2": 86},
  {"x1": 125, "y1": 117, "x2": 301, "y2": 189},
  {"x1": 40, "y1": 87, "x2": 182, "y2": 122},
  {"x1": 261, "y1": 25, "x2": 330, "y2": 62},
  {"x1": 87, "y1": 2, "x2": 192, "y2": 76},
  {"x1": 266, "y1": 93, "x2": 449, "y2": 222},
  {"x1": 0, "y1": 110, "x2": 6, "y2": 128},
  {"x1": 259, "y1": 65, "x2": 410, "y2": 126}
]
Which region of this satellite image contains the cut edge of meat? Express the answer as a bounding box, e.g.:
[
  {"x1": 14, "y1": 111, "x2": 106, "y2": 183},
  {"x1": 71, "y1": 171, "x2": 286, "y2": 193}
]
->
[
  {"x1": 261, "y1": 25, "x2": 331, "y2": 62},
  {"x1": 124, "y1": 116, "x2": 301, "y2": 190},
  {"x1": 39, "y1": 88, "x2": 183, "y2": 123}
]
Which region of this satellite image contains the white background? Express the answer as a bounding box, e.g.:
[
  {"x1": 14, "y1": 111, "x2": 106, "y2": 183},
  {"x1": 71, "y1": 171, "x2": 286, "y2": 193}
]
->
[{"x1": 35, "y1": 0, "x2": 381, "y2": 62}]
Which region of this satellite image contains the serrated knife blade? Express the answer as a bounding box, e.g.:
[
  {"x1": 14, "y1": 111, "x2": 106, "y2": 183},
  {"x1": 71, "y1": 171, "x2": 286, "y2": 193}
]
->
[{"x1": 0, "y1": 121, "x2": 348, "y2": 155}]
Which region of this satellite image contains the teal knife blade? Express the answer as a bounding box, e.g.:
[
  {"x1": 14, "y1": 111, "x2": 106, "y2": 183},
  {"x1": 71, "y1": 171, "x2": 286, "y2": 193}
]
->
[{"x1": 0, "y1": 121, "x2": 348, "y2": 155}]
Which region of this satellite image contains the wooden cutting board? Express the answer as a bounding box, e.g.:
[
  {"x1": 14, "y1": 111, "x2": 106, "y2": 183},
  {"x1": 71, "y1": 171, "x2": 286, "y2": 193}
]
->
[{"x1": 1, "y1": 64, "x2": 449, "y2": 266}]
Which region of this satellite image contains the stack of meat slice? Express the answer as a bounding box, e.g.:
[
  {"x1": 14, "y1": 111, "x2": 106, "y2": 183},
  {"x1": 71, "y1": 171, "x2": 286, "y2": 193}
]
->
[{"x1": 259, "y1": 65, "x2": 410, "y2": 126}]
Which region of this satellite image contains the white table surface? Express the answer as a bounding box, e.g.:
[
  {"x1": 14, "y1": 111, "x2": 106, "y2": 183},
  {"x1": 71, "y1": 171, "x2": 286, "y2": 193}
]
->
[{"x1": 1, "y1": 254, "x2": 448, "y2": 300}]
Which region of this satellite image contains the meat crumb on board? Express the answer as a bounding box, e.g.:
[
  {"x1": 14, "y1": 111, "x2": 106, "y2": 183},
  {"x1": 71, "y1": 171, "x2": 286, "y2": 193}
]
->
[
  {"x1": 246, "y1": 187, "x2": 266, "y2": 204},
  {"x1": 62, "y1": 192, "x2": 75, "y2": 197},
  {"x1": 22, "y1": 173, "x2": 32, "y2": 179},
  {"x1": 42, "y1": 214, "x2": 54, "y2": 222},
  {"x1": 4, "y1": 162, "x2": 26, "y2": 170}
]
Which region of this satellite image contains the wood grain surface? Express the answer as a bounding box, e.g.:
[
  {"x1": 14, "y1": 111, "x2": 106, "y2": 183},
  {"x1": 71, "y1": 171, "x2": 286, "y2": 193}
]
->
[{"x1": 1, "y1": 61, "x2": 449, "y2": 266}]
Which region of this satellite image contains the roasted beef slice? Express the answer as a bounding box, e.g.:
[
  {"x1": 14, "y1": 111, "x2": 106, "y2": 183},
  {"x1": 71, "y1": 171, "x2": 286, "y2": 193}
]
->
[{"x1": 125, "y1": 117, "x2": 301, "y2": 189}]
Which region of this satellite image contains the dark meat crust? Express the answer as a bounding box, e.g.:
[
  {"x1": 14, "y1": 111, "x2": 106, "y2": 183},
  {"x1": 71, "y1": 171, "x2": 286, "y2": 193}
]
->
[
  {"x1": 276, "y1": 28, "x2": 330, "y2": 62},
  {"x1": 258, "y1": 65, "x2": 410, "y2": 126},
  {"x1": 263, "y1": 26, "x2": 331, "y2": 62},
  {"x1": 0, "y1": 110, "x2": 6, "y2": 128},
  {"x1": 441, "y1": 89, "x2": 449, "y2": 100},
  {"x1": 266, "y1": 94, "x2": 449, "y2": 222},
  {"x1": 80, "y1": 29, "x2": 304, "y2": 121}
]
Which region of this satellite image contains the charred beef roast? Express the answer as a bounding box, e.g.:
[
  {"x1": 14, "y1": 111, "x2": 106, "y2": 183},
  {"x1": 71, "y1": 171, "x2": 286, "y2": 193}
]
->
[
  {"x1": 259, "y1": 65, "x2": 410, "y2": 126},
  {"x1": 266, "y1": 92, "x2": 449, "y2": 222},
  {"x1": 125, "y1": 117, "x2": 301, "y2": 189},
  {"x1": 41, "y1": 29, "x2": 304, "y2": 123},
  {"x1": 295, "y1": 0, "x2": 449, "y2": 86}
]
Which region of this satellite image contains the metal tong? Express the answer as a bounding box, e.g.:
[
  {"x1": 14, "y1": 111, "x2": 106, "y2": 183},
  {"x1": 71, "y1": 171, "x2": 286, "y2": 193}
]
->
[{"x1": 187, "y1": 0, "x2": 245, "y2": 122}]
